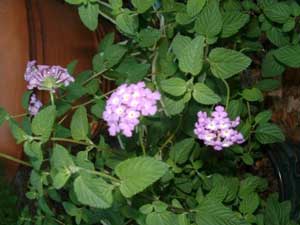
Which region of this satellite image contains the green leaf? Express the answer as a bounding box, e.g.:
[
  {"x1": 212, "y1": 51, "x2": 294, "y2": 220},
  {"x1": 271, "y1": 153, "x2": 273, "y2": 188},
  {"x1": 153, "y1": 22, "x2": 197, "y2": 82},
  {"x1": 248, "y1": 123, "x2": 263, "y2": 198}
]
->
[
  {"x1": 67, "y1": 60, "x2": 78, "y2": 75},
  {"x1": 24, "y1": 141, "x2": 43, "y2": 170},
  {"x1": 266, "y1": 27, "x2": 289, "y2": 47},
  {"x1": 78, "y1": 3, "x2": 99, "y2": 31},
  {"x1": 115, "y1": 157, "x2": 168, "y2": 198},
  {"x1": 65, "y1": 0, "x2": 85, "y2": 5},
  {"x1": 104, "y1": 44, "x2": 127, "y2": 68},
  {"x1": 146, "y1": 211, "x2": 178, "y2": 225},
  {"x1": 242, "y1": 88, "x2": 263, "y2": 102},
  {"x1": 132, "y1": 0, "x2": 155, "y2": 13},
  {"x1": 98, "y1": 32, "x2": 115, "y2": 52},
  {"x1": 256, "y1": 79, "x2": 281, "y2": 92},
  {"x1": 0, "y1": 107, "x2": 8, "y2": 126},
  {"x1": 264, "y1": 2, "x2": 291, "y2": 24},
  {"x1": 51, "y1": 144, "x2": 75, "y2": 170},
  {"x1": 163, "y1": 95, "x2": 185, "y2": 116},
  {"x1": 31, "y1": 106, "x2": 56, "y2": 141},
  {"x1": 195, "y1": 198, "x2": 248, "y2": 225},
  {"x1": 70, "y1": 106, "x2": 89, "y2": 141},
  {"x1": 193, "y1": 83, "x2": 221, "y2": 105},
  {"x1": 282, "y1": 18, "x2": 295, "y2": 32},
  {"x1": 227, "y1": 100, "x2": 243, "y2": 119},
  {"x1": 194, "y1": 0, "x2": 222, "y2": 37},
  {"x1": 221, "y1": 12, "x2": 250, "y2": 38},
  {"x1": 255, "y1": 123, "x2": 285, "y2": 144},
  {"x1": 91, "y1": 99, "x2": 105, "y2": 119},
  {"x1": 74, "y1": 174, "x2": 114, "y2": 208},
  {"x1": 172, "y1": 34, "x2": 191, "y2": 58},
  {"x1": 239, "y1": 176, "x2": 264, "y2": 199},
  {"x1": 21, "y1": 91, "x2": 33, "y2": 110},
  {"x1": 137, "y1": 28, "x2": 161, "y2": 48},
  {"x1": 209, "y1": 48, "x2": 251, "y2": 79},
  {"x1": 169, "y1": 138, "x2": 195, "y2": 164},
  {"x1": 262, "y1": 51, "x2": 285, "y2": 77},
  {"x1": 187, "y1": 0, "x2": 206, "y2": 17},
  {"x1": 274, "y1": 45, "x2": 300, "y2": 68},
  {"x1": 178, "y1": 36, "x2": 205, "y2": 76},
  {"x1": 239, "y1": 192, "x2": 260, "y2": 215},
  {"x1": 8, "y1": 119, "x2": 28, "y2": 143},
  {"x1": 160, "y1": 78, "x2": 187, "y2": 96},
  {"x1": 241, "y1": 153, "x2": 254, "y2": 166},
  {"x1": 116, "y1": 12, "x2": 138, "y2": 36},
  {"x1": 255, "y1": 110, "x2": 272, "y2": 125}
]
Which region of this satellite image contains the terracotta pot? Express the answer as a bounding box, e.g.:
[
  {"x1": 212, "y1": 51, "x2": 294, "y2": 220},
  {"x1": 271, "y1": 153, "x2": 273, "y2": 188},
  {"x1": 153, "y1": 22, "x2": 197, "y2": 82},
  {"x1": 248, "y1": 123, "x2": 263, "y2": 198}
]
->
[{"x1": 0, "y1": 0, "x2": 113, "y2": 178}]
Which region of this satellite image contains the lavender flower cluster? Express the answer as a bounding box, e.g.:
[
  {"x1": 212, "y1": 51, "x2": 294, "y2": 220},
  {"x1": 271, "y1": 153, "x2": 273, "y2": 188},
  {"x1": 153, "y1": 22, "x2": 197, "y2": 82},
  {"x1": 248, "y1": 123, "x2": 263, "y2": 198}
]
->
[
  {"x1": 25, "y1": 61, "x2": 74, "y2": 92},
  {"x1": 24, "y1": 61, "x2": 74, "y2": 115},
  {"x1": 28, "y1": 94, "x2": 43, "y2": 116},
  {"x1": 194, "y1": 106, "x2": 245, "y2": 151},
  {"x1": 103, "y1": 82, "x2": 161, "y2": 137}
]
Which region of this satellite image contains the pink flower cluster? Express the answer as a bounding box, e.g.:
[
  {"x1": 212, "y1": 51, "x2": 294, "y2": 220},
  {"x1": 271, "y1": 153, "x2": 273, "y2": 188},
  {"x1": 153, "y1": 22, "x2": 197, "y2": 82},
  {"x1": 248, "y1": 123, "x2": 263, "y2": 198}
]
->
[
  {"x1": 28, "y1": 94, "x2": 42, "y2": 116},
  {"x1": 103, "y1": 82, "x2": 161, "y2": 137},
  {"x1": 24, "y1": 61, "x2": 74, "y2": 92},
  {"x1": 194, "y1": 106, "x2": 244, "y2": 151}
]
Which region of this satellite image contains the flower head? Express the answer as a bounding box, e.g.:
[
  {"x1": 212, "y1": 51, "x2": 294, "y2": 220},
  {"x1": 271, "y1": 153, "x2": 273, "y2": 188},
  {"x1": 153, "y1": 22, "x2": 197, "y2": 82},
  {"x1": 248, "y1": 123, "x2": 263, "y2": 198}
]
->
[
  {"x1": 103, "y1": 82, "x2": 160, "y2": 137},
  {"x1": 194, "y1": 105, "x2": 245, "y2": 151},
  {"x1": 24, "y1": 61, "x2": 74, "y2": 92},
  {"x1": 28, "y1": 94, "x2": 42, "y2": 116}
]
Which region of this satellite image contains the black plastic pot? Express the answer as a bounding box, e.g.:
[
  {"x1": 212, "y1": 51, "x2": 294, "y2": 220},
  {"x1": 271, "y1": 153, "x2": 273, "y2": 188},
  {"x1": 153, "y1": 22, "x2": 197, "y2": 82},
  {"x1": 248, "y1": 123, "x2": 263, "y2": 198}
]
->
[{"x1": 267, "y1": 142, "x2": 300, "y2": 221}]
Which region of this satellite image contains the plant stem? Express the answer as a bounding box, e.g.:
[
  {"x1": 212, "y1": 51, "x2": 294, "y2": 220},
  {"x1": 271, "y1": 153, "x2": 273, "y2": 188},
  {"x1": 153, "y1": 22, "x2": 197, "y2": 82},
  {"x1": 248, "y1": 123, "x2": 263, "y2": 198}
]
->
[
  {"x1": 50, "y1": 92, "x2": 55, "y2": 106},
  {"x1": 96, "y1": 0, "x2": 112, "y2": 9},
  {"x1": 139, "y1": 126, "x2": 146, "y2": 156},
  {"x1": 11, "y1": 113, "x2": 28, "y2": 119},
  {"x1": 98, "y1": 10, "x2": 116, "y2": 25},
  {"x1": 81, "y1": 168, "x2": 120, "y2": 183},
  {"x1": 51, "y1": 137, "x2": 90, "y2": 146},
  {"x1": 82, "y1": 69, "x2": 107, "y2": 86},
  {"x1": 0, "y1": 152, "x2": 31, "y2": 167},
  {"x1": 221, "y1": 78, "x2": 230, "y2": 109},
  {"x1": 117, "y1": 135, "x2": 125, "y2": 150},
  {"x1": 246, "y1": 101, "x2": 252, "y2": 122}
]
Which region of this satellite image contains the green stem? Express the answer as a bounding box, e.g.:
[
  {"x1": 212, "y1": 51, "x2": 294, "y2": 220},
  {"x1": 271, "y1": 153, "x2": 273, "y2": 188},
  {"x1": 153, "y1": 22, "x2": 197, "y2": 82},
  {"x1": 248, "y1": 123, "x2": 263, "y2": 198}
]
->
[
  {"x1": 51, "y1": 137, "x2": 90, "y2": 146},
  {"x1": 96, "y1": 0, "x2": 112, "y2": 9},
  {"x1": 82, "y1": 69, "x2": 107, "y2": 86},
  {"x1": 117, "y1": 135, "x2": 125, "y2": 150},
  {"x1": 139, "y1": 126, "x2": 146, "y2": 156},
  {"x1": 81, "y1": 168, "x2": 120, "y2": 183},
  {"x1": 98, "y1": 10, "x2": 116, "y2": 25},
  {"x1": 0, "y1": 152, "x2": 31, "y2": 167},
  {"x1": 11, "y1": 113, "x2": 28, "y2": 119},
  {"x1": 246, "y1": 101, "x2": 252, "y2": 122},
  {"x1": 50, "y1": 92, "x2": 55, "y2": 106},
  {"x1": 221, "y1": 78, "x2": 230, "y2": 109}
]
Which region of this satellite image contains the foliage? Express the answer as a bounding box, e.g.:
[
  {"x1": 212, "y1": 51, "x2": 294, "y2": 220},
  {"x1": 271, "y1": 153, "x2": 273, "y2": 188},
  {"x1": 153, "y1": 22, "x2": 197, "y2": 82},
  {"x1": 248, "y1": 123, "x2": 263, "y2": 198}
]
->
[{"x1": 1, "y1": 0, "x2": 300, "y2": 224}]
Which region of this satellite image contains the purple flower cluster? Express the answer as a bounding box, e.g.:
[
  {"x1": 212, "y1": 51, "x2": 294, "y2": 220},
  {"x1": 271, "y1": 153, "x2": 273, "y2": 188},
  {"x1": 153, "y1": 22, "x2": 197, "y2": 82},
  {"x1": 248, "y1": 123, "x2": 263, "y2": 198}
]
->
[
  {"x1": 24, "y1": 61, "x2": 74, "y2": 92},
  {"x1": 28, "y1": 94, "x2": 43, "y2": 116},
  {"x1": 194, "y1": 106, "x2": 244, "y2": 151},
  {"x1": 103, "y1": 82, "x2": 161, "y2": 137}
]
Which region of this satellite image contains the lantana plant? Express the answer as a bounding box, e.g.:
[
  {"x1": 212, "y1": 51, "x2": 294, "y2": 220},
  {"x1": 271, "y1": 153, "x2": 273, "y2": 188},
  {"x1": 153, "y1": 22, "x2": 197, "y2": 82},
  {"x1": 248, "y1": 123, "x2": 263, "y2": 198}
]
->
[{"x1": 1, "y1": 0, "x2": 300, "y2": 224}]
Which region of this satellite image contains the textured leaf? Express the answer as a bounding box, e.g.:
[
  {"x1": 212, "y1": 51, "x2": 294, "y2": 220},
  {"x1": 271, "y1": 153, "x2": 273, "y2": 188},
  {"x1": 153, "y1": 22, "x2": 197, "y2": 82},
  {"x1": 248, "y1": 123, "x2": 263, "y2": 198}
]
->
[
  {"x1": 146, "y1": 211, "x2": 179, "y2": 225},
  {"x1": 132, "y1": 0, "x2": 155, "y2": 13},
  {"x1": 266, "y1": 27, "x2": 289, "y2": 47},
  {"x1": 160, "y1": 78, "x2": 187, "y2": 96},
  {"x1": 70, "y1": 106, "x2": 89, "y2": 141},
  {"x1": 169, "y1": 138, "x2": 195, "y2": 164},
  {"x1": 239, "y1": 192, "x2": 260, "y2": 215},
  {"x1": 242, "y1": 88, "x2": 263, "y2": 102},
  {"x1": 138, "y1": 28, "x2": 161, "y2": 48},
  {"x1": 178, "y1": 36, "x2": 205, "y2": 76},
  {"x1": 255, "y1": 123, "x2": 285, "y2": 144},
  {"x1": 24, "y1": 141, "x2": 43, "y2": 170},
  {"x1": 163, "y1": 95, "x2": 185, "y2": 116},
  {"x1": 74, "y1": 175, "x2": 114, "y2": 208},
  {"x1": 172, "y1": 34, "x2": 192, "y2": 58},
  {"x1": 116, "y1": 13, "x2": 139, "y2": 35},
  {"x1": 115, "y1": 157, "x2": 168, "y2": 198},
  {"x1": 256, "y1": 79, "x2": 280, "y2": 92},
  {"x1": 264, "y1": 2, "x2": 291, "y2": 24},
  {"x1": 0, "y1": 107, "x2": 8, "y2": 126},
  {"x1": 274, "y1": 45, "x2": 300, "y2": 68},
  {"x1": 78, "y1": 3, "x2": 99, "y2": 31},
  {"x1": 209, "y1": 48, "x2": 251, "y2": 79},
  {"x1": 8, "y1": 119, "x2": 27, "y2": 144},
  {"x1": 195, "y1": 198, "x2": 249, "y2": 225},
  {"x1": 193, "y1": 83, "x2": 221, "y2": 105},
  {"x1": 51, "y1": 144, "x2": 75, "y2": 170},
  {"x1": 262, "y1": 51, "x2": 285, "y2": 77},
  {"x1": 31, "y1": 106, "x2": 56, "y2": 141},
  {"x1": 221, "y1": 12, "x2": 250, "y2": 38},
  {"x1": 194, "y1": 0, "x2": 222, "y2": 37},
  {"x1": 255, "y1": 110, "x2": 272, "y2": 125},
  {"x1": 187, "y1": 0, "x2": 206, "y2": 17}
]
